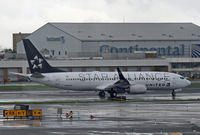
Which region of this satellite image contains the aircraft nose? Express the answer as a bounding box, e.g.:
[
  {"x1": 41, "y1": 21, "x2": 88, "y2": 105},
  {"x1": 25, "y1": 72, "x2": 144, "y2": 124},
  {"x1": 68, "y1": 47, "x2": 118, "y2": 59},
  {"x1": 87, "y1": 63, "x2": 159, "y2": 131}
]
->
[{"x1": 186, "y1": 80, "x2": 191, "y2": 86}]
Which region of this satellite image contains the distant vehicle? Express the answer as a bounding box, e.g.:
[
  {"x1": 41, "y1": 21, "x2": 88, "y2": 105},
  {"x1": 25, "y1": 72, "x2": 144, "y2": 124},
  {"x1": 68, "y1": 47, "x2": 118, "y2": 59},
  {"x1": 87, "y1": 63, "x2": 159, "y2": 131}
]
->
[{"x1": 11, "y1": 39, "x2": 191, "y2": 98}]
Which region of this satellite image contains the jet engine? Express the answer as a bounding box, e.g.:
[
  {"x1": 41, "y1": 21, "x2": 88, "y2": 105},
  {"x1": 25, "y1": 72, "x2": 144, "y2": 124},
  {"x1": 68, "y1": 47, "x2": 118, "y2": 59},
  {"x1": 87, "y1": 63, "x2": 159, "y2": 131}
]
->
[{"x1": 128, "y1": 84, "x2": 147, "y2": 94}]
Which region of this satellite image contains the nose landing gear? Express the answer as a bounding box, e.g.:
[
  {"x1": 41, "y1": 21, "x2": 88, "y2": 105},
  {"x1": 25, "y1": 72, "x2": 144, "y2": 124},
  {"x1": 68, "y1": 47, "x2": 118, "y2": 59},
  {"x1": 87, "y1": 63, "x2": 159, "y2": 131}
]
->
[{"x1": 172, "y1": 90, "x2": 176, "y2": 100}]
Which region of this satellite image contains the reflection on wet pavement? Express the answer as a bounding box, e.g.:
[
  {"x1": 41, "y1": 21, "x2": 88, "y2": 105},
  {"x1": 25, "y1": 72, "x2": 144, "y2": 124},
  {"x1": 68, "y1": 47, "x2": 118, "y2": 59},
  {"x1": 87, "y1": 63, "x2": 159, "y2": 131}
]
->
[{"x1": 0, "y1": 102, "x2": 199, "y2": 134}]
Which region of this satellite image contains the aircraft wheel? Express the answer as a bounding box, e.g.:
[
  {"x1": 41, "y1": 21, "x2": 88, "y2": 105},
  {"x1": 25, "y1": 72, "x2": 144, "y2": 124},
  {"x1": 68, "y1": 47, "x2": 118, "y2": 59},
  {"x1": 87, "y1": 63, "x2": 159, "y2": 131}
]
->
[
  {"x1": 110, "y1": 91, "x2": 117, "y2": 98},
  {"x1": 99, "y1": 91, "x2": 105, "y2": 99}
]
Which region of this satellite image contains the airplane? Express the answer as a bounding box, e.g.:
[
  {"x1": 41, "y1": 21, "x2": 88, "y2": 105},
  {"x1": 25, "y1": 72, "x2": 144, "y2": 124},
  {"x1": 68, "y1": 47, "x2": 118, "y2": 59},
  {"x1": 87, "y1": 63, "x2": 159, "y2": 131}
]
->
[{"x1": 11, "y1": 39, "x2": 191, "y2": 98}]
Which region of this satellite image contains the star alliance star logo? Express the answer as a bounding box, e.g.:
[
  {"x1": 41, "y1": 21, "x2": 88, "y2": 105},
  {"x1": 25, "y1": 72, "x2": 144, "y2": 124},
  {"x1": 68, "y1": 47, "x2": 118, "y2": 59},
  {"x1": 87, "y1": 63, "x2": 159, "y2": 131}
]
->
[{"x1": 30, "y1": 55, "x2": 43, "y2": 70}]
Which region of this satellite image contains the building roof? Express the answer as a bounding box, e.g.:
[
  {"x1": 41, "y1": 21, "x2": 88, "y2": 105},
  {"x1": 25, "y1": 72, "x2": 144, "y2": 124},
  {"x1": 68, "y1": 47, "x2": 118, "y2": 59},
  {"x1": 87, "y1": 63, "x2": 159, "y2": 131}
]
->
[{"x1": 49, "y1": 23, "x2": 200, "y2": 41}]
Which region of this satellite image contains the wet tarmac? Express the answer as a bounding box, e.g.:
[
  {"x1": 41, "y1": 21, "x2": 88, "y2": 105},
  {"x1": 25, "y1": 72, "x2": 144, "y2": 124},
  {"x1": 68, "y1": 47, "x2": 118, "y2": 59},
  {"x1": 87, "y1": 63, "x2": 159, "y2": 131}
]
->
[
  {"x1": 0, "y1": 87, "x2": 199, "y2": 102},
  {"x1": 0, "y1": 102, "x2": 200, "y2": 134},
  {"x1": 0, "y1": 87, "x2": 199, "y2": 134}
]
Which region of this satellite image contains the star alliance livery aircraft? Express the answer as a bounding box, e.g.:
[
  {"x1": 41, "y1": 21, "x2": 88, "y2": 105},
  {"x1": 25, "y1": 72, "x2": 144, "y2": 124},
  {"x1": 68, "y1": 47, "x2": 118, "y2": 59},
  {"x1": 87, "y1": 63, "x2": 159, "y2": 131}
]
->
[{"x1": 12, "y1": 39, "x2": 191, "y2": 98}]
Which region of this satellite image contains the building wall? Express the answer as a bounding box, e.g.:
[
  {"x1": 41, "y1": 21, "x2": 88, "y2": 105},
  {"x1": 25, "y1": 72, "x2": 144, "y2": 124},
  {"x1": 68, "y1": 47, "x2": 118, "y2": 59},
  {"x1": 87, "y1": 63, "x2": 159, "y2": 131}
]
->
[{"x1": 17, "y1": 23, "x2": 82, "y2": 58}]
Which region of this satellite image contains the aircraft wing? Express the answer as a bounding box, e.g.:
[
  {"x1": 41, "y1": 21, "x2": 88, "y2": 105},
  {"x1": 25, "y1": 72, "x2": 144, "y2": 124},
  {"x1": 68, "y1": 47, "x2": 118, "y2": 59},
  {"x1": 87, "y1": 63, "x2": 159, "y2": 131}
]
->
[
  {"x1": 96, "y1": 67, "x2": 130, "y2": 91},
  {"x1": 9, "y1": 72, "x2": 44, "y2": 78},
  {"x1": 96, "y1": 82, "x2": 114, "y2": 90}
]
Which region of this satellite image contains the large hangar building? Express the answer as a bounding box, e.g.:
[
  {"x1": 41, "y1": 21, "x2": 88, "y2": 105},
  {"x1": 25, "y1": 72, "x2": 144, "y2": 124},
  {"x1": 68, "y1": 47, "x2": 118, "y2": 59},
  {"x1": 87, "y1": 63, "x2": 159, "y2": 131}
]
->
[
  {"x1": 2, "y1": 23, "x2": 200, "y2": 82},
  {"x1": 17, "y1": 23, "x2": 198, "y2": 59}
]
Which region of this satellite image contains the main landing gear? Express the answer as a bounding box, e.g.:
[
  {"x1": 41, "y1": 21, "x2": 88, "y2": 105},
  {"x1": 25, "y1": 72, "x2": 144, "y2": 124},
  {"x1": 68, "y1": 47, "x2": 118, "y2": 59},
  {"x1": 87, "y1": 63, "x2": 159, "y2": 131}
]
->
[
  {"x1": 99, "y1": 89, "x2": 126, "y2": 100},
  {"x1": 99, "y1": 91, "x2": 105, "y2": 99},
  {"x1": 98, "y1": 89, "x2": 118, "y2": 99},
  {"x1": 109, "y1": 89, "x2": 117, "y2": 98}
]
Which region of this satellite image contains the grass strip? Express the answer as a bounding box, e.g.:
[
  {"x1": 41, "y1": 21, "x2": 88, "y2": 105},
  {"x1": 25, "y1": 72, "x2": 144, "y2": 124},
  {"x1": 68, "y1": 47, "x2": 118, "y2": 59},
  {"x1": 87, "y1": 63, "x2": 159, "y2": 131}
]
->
[
  {"x1": 188, "y1": 83, "x2": 200, "y2": 87},
  {"x1": 0, "y1": 85, "x2": 52, "y2": 90}
]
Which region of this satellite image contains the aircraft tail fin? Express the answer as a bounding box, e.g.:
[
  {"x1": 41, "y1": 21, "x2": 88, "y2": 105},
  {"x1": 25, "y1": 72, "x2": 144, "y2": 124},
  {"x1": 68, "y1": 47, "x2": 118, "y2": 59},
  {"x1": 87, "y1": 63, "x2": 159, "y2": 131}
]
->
[{"x1": 23, "y1": 39, "x2": 64, "y2": 74}]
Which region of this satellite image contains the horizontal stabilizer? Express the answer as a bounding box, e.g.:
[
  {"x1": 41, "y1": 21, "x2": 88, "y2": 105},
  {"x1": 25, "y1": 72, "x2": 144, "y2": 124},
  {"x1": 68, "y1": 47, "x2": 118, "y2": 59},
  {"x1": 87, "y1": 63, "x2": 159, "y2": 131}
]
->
[{"x1": 9, "y1": 72, "x2": 30, "y2": 78}]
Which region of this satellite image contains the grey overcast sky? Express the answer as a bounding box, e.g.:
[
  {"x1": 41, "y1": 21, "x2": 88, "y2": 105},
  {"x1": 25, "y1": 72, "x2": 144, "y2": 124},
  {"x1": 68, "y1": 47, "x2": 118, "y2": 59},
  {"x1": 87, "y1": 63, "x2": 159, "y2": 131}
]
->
[{"x1": 1, "y1": 0, "x2": 200, "y2": 49}]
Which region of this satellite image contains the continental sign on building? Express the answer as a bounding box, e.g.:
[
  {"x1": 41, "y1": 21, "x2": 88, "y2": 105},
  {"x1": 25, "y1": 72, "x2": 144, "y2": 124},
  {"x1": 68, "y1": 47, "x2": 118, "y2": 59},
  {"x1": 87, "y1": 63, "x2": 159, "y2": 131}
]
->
[{"x1": 100, "y1": 44, "x2": 185, "y2": 56}]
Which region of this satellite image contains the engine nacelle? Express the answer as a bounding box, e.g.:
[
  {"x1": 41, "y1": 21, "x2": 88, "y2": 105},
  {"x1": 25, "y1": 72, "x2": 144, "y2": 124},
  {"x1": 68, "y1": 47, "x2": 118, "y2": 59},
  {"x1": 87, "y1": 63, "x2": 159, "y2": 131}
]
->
[{"x1": 128, "y1": 84, "x2": 147, "y2": 94}]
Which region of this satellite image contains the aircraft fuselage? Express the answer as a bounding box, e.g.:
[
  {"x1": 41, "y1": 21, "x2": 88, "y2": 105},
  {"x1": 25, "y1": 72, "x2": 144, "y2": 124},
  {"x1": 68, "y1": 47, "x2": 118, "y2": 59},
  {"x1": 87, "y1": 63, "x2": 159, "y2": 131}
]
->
[{"x1": 30, "y1": 71, "x2": 190, "y2": 91}]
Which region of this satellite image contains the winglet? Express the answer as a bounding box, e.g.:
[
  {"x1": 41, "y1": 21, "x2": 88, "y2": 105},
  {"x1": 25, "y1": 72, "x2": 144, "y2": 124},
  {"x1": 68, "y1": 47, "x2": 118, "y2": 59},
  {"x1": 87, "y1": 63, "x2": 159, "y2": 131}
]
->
[{"x1": 116, "y1": 67, "x2": 126, "y2": 80}]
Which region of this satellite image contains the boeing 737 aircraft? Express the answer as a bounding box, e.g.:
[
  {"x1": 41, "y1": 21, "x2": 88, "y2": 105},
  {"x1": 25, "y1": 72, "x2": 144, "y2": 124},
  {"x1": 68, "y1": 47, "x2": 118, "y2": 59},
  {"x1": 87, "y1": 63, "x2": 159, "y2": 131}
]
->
[{"x1": 11, "y1": 39, "x2": 191, "y2": 98}]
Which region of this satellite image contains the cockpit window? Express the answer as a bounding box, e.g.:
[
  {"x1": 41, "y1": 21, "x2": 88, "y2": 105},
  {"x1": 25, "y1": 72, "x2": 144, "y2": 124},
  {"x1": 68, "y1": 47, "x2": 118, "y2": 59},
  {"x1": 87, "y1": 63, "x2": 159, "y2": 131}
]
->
[{"x1": 180, "y1": 77, "x2": 184, "y2": 79}]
